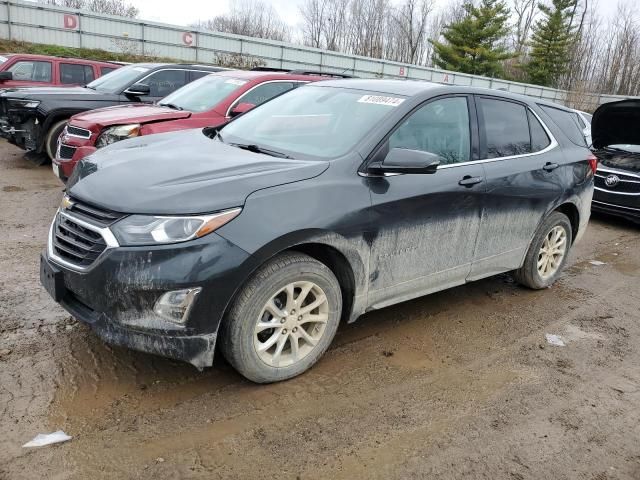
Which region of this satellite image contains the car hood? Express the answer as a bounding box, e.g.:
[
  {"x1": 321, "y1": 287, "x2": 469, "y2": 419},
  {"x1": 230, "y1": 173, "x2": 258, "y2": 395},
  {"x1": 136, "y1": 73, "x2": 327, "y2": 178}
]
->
[
  {"x1": 68, "y1": 129, "x2": 329, "y2": 215},
  {"x1": 1, "y1": 86, "x2": 113, "y2": 100},
  {"x1": 71, "y1": 104, "x2": 191, "y2": 129},
  {"x1": 592, "y1": 99, "x2": 640, "y2": 149}
]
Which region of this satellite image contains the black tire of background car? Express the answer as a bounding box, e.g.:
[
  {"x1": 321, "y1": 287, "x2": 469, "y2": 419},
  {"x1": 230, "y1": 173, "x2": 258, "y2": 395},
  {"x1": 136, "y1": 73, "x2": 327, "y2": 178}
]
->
[
  {"x1": 514, "y1": 211, "x2": 573, "y2": 289},
  {"x1": 219, "y1": 252, "x2": 342, "y2": 383}
]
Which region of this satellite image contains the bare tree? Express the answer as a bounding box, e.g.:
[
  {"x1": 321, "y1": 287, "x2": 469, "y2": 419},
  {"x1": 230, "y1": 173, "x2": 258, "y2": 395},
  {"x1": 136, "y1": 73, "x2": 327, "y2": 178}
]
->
[
  {"x1": 39, "y1": 0, "x2": 138, "y2": 17},
  {"x1": 195, "y1": 0, "x2": 290, "y2": 42},
  {"x1": 386, "y1": 0, "x2": 435, "y2": 64},
  {"x1": 512, "y1": 0, "x2": 537, "y2": 55}
]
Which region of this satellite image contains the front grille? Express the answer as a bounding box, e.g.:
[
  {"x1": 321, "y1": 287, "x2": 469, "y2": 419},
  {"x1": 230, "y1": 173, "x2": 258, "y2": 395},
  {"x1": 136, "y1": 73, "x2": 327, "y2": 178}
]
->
[
  {"x1": 66, "y1": 125, "x2": 91, "y2": 138},
  {"x1": 595, "y1": 174, "x2": 640, "y2": 194},
  {"x1": 66, "y1": 197, "x2": 125, "y2": 226},
  {"x1": 52, "y1": 213, "x2": 107, "y2": 267},
  {"x1": 58, "y1": 143, "x2": 76, "y2": 160}
]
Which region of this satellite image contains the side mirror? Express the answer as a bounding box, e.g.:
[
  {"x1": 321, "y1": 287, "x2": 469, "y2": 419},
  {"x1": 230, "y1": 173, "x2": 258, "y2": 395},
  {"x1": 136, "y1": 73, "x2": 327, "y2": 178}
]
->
[
  {"x1": 369, "y1": 148, "x2": 441, "y2": 175},
  {"x1": 124, "y1": 83, "x2": 151, "y2": 97},
  {"x1": 229, "y1": 102, "x2": 256, "y2": 117},
  {"x1": 0, "y1": 71, "x2": 13, "y2": 81}
]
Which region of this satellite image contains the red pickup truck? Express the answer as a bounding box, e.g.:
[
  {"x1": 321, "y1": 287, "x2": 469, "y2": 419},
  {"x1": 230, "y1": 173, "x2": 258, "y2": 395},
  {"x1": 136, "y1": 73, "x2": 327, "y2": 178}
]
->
[
  {"x1": 54, "y1": 69, "x2": 352, "y2": 181},
  {"x1": 0, "y1": 54, "x2": 119, "y2": 88}
]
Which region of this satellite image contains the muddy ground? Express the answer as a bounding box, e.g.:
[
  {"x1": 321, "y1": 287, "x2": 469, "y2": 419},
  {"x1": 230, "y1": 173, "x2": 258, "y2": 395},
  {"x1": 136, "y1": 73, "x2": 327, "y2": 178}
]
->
[{"x1": 0, "y1": 140, "x2": 639, "y2": 480}]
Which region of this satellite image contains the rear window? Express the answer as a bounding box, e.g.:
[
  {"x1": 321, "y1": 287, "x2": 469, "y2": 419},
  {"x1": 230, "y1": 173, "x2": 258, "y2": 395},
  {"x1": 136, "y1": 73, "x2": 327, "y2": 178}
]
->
[
  {"x1": 528, "y1": 110, "x2": 551, "y2": 151},
  {"x1": 60, "y1": 63, "x2": 95, "y2": 85},
  {"x1": 539, "y1": 104, "x2": 586, "y2": 147},
  {"x1": 478, "y1": 97, "x2": 532, "y2": 158}
]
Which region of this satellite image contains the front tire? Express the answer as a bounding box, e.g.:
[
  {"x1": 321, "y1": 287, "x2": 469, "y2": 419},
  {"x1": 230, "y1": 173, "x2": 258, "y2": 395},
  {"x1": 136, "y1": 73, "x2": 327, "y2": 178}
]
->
[
  {"x1": 44, "y1": 119, "x2": 68, "y2": 162},
  {"x1": 515, "y1": 211, "x2": 573, "y2": 289},
  {"x1": 220, "y1": 252, "x2": 342, "y2": 383}
]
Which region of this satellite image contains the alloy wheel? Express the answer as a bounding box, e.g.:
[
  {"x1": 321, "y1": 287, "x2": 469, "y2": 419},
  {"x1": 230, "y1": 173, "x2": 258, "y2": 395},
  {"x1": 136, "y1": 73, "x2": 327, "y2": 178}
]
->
[
  {"x1": 253, "y1": 281, "x2": 329, "y2": 367},
  {"x1": 537, "y1": 225, "x2": 567, "y2": 280}
]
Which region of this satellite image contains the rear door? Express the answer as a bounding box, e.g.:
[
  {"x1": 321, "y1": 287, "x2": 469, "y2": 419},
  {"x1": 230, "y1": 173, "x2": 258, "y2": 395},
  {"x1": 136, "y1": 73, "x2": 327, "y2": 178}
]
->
[
  {"x1": 367, "y1": 95, "x2": 486, "y2": 309},
  {"x1": 469, "y1": 96, "x2": 565, "y2": 280}
]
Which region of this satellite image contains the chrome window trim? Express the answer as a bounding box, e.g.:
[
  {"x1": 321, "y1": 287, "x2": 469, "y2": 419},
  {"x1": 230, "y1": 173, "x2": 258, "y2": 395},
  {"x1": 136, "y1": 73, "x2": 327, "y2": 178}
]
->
[
  {"x1": 47, "y1": 209, "x2": 120, "y2": 273},
  {"x1": 438, "y1": 105, "x2": 558, "y2": 170},
  {"x1": 225, "y1": 80, "x2": 307, "y2": 117},
  {"x1": 596, "y1": 166, "x2": 640, "y2": 180},
  {"x1": 359, "y1": 101, "x2": 559, "y2": 177}
]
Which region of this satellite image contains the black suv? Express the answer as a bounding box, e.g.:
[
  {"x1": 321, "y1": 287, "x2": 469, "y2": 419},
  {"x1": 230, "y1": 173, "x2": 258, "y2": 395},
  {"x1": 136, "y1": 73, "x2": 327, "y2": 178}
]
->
[
  {"x1": 591, "y1": 99, "x2": 640, "y2": 223},
  {"x1": 0, "y1": 63, "x2": 226, "y2": 163},
  {"x1": 40, "y1": 80, "x2": 595, "y2": 383}
]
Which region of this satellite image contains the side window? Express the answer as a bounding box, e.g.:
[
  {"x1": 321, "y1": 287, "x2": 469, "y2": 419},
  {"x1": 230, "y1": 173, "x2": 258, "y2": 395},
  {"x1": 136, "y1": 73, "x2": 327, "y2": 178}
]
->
[
  {"x1": 478, "y1": 98, "x2": 531, "y2": 158},
  {"x1": 528, "y1": 110, "x2": 551, "y2": 152},
  {"x1": 8, "y1": 61, "x2": 52, "y2": 82},
  {"x1": 236, "y1": 82, "x2": 295, "y2": 107},
  {"x1": 189, "y1": 70, "x2": 211, "y2": 81},
  {"x1": 143, "y1": 70, "x2": 188, "y2": 97},
  {"x1": 389, "y1": 97, "x2": 470, "y2": 165},
  {"x1": 60, "y1": 63, "x2": 94, "y2": 84},
  {"x1": 539, "y1": 104, "x2": 587, "y2": 147},
  {"x1": 101, "y1": 66, "x2": 117, "y2": 76}
]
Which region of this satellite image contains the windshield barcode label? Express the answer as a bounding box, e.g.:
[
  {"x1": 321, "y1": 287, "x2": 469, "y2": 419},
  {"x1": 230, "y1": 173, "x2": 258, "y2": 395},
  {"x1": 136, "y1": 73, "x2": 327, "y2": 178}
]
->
[{"x1": 358, "y1": 95, "x2": 405, "y2": 107}]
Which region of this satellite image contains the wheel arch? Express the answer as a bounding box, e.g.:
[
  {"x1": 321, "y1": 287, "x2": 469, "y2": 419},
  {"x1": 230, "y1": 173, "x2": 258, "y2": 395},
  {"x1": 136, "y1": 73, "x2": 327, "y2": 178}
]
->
[
  {"x1": 217, "y1": 230, "x2": 368, "y2": 337},
  {"x1": 554, "y1": 202, "x2": 580, "y2": 244}
]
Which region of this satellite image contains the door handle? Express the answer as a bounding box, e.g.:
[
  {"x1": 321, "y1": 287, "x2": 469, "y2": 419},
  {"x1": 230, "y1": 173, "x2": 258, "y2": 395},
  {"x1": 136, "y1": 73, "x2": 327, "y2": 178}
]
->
[
  {"x1": 543, "y1": 162, "x2": 559, "y2": 172},
  {"x1": 458, "y1": 175, "x2": 483, "y2": 187}
]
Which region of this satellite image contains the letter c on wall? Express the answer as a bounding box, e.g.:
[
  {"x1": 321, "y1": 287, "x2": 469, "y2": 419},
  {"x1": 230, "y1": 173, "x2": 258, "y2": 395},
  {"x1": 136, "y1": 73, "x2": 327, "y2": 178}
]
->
[{"x1": 182, "y1": 32, "x2": 194, "y2": 46}]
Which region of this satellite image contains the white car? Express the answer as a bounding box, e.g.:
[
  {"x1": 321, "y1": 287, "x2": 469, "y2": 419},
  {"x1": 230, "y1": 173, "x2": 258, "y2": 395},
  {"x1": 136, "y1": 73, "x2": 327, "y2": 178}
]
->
[{"x1": 573, "y1": 109, "x2": 593, "y2": 146}]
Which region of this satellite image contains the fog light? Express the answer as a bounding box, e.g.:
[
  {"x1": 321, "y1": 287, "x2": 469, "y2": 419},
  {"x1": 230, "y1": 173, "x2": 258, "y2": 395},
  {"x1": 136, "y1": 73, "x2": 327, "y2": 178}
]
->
[{"x1": 153, "y1": 288, "x2": 202, "y2": 324}]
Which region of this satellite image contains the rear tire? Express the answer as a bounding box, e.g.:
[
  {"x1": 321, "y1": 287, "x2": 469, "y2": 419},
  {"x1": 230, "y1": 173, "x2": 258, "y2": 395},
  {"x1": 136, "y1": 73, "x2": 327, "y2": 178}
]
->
[
  {"x1": 514, "y1": 211, "x2": 573, "y2": 289},
  {"x1": 44, "y1": 119, "x2": 68, "y2": 162},
  {"x1": 220, "y1": 252, "x2": 342, "y2": 383}
]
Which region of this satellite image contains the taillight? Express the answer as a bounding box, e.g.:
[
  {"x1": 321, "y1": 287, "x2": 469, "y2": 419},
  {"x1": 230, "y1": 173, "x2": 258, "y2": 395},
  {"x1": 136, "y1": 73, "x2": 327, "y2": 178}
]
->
[{"x1": 587, "y1": 153, "x2": 598, "y2": 175}]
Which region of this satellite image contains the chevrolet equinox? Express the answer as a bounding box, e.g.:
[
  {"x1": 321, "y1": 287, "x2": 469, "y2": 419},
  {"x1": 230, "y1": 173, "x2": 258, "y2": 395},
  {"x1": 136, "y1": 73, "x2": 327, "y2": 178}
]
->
[{"x1": 40, "y1": 80, "x2": 596, "y2": 383}]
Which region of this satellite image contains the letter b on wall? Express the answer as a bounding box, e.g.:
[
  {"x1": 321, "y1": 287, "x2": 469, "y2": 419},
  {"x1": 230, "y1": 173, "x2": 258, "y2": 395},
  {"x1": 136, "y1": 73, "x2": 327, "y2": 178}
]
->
[{"x1": 63, "y1": 14, "x2": 78, "y2": 30}]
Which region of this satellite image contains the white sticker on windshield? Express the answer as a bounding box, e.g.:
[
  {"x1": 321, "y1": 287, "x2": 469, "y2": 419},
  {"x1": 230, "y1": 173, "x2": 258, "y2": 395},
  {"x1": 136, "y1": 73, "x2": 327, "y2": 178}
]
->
[
  {"x1": 358, "y1": 95, "x2": 405, "y2": 107},
  {"x1": 133, "y1": 67, "x2": 150, "y2": 72},
  {"x1": 225, "y1": 79, "x2": 248, "y2": 86}
]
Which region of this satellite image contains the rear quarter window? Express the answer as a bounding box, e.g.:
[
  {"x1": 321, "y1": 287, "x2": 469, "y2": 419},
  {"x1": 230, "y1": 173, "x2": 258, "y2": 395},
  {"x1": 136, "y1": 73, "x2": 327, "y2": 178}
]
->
[{"x1": 539, "y1": 104, "x2": 586, "y2": 147}]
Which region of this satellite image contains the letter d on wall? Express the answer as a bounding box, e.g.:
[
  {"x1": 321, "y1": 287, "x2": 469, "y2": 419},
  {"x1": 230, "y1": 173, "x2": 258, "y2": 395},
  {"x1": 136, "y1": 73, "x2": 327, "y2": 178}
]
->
[{"x1": 63, "y1": 14, "x2": 78, "y2": 29}]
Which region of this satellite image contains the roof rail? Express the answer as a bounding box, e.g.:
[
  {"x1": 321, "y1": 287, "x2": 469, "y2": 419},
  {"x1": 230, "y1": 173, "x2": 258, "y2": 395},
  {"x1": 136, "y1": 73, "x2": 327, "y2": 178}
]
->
[
  {"x1": 289, "y1": 69, "x2": 355, "y2": 78},
  {"x1": 250, "y1": 67, "x2": 291, "y2": 72}
]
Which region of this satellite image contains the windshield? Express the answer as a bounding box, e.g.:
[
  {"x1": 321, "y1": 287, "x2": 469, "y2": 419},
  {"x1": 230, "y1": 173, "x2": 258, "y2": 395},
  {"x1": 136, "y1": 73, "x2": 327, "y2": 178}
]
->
[
  {"x1": 86, "y1": 64, "x2": 151, "y2": 92},
  {"x1": 0, "y1": 55, "x2": 8, "y2": 64},
  {"x1": 220, "y1": 85, "x2": 405, "y2": 159},
  {"x1": 159, "y1": 75, "x2": 247, "y2": 112}
]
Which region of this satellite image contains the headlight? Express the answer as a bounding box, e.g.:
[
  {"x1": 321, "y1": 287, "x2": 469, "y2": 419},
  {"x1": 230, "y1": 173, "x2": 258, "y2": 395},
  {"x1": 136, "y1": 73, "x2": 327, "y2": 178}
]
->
[
  {"x1": 111, "y1": 208, "x2": 242, "y2": 246},
  {"x1": 95, "y1": 124, "x2": 140, "y2": 148},
  {"x1": 8, "y1": 99, "x2": 40, "y2": 109}
]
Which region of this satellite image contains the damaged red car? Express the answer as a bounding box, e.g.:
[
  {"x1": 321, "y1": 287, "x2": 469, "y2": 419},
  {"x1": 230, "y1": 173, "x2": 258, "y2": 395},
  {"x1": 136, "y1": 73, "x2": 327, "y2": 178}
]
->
[{"x1": 53, "y1": 69, "x2": 350, "y2": 181}]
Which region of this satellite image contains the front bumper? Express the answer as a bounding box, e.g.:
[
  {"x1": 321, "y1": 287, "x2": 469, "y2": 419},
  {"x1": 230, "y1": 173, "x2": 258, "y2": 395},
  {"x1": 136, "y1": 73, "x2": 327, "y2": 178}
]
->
[
  {"x1": 41, "y1": 220, "x2": 258, "y2": 369},
  {"x1": 592, "y1": 199, "x2": 640, "y2": 223}
]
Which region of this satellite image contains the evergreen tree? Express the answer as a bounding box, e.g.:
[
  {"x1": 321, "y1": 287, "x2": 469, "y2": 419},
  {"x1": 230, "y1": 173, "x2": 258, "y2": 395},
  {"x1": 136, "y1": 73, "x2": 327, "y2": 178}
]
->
[
  {"x1": 430, "y1": 0, "x2": 513, "y2": 77},
  {"x1": 524, "y1": 0, "x2": 577, "y2": 87}
]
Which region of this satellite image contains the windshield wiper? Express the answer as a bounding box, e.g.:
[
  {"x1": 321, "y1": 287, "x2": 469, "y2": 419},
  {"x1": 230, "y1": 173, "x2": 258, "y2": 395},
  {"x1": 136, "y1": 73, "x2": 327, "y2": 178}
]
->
[
  {"x1": 159, "y1": 103, "x2": 183, "y2": 111},
  {"x1": 229, "y1": 143, "x2": 292, "y2": 159}
]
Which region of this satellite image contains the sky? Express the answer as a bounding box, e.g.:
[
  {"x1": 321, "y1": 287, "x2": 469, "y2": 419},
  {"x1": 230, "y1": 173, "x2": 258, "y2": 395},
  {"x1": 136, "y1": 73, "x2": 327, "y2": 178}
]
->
[{"x1": 133, "y1": 0, "x2": 622, "y2": 30}]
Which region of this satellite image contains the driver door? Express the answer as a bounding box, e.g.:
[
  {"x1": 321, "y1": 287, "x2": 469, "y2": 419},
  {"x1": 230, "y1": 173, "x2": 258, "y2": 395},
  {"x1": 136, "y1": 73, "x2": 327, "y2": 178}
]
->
[{"x1": 367, "y1": 95, "x2": 486, "y2": 309}]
